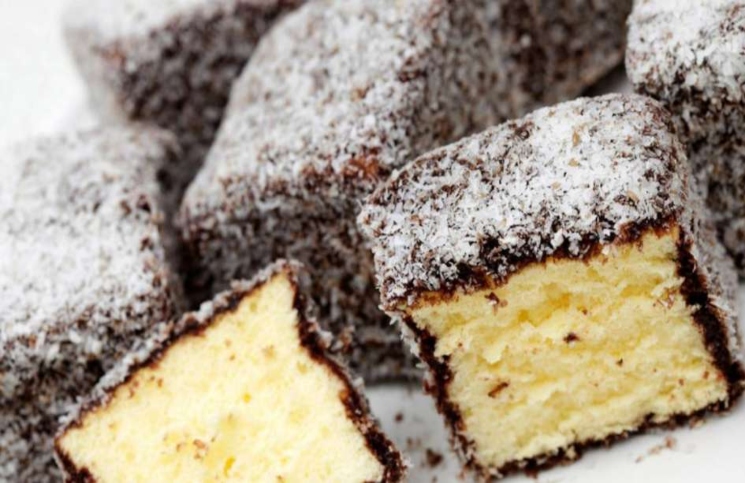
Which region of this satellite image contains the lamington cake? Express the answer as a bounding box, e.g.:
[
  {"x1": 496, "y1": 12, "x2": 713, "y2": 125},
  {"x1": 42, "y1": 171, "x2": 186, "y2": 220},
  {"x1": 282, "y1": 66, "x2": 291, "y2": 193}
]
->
[
  {"x1": 179, "y1": 0, "x2": 632, "y2": 380},
  {"x1": 0, "y1": 128, "x2": 183, "y2": 482},
  {"x1": 55, "y1": 261, "x2": 405, "y2": 483},
  {"x1": 627, "y1": 0, "x2": 745, "y2": 275},
  {"x1": 359, "y1": 94, "x2": 745, "y2": 479},
  {"x1": 63, "y1": 0, "x2": 305, "y2": 194}
]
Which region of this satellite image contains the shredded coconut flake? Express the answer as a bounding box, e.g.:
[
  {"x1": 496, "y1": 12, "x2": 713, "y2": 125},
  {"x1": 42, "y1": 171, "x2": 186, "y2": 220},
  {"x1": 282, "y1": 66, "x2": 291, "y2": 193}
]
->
[
  {"x1": 180, "y1": 0, "x2": 632, "y2": 379},
  {"x1": 63, "y1": 0, "x2": 274, "y2": 40},
  {"x1": 0, "y1": 127, "x2": 181, "y2": 482},
  {"x1": 0, "y1": 129, "x2": 174, "y2": 347},
  {"x1": 360, "y1": 95, "x2": 689, "y2": 302},
  {"x1": 185, "y1": 0, "x2": 631, "y2": 213},
  {"x1": 627, "y1": 0, "x2": 745, "y2": 275},
  {"x1": 628, "y1": 0, "x2": 745, "y2": 103}
]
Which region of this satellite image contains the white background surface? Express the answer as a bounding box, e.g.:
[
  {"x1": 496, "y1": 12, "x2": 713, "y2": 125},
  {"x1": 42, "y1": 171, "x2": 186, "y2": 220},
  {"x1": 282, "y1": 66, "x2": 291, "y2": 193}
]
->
[{"x1": 1, "y1": 2, "x2": 744, "y2": 482}]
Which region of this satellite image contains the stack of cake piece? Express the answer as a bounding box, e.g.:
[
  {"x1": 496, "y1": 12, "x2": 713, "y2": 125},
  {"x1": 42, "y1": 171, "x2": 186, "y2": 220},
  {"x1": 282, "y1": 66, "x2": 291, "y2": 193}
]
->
[{"x1": 2, "y1": 0, "x2": 743, "y2": 481}]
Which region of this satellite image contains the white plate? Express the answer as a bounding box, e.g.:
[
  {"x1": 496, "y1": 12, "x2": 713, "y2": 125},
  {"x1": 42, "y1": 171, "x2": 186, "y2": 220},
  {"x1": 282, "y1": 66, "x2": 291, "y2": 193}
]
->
[{"x1": 1, "y1": 2, "x2": 743, "y2": 481}]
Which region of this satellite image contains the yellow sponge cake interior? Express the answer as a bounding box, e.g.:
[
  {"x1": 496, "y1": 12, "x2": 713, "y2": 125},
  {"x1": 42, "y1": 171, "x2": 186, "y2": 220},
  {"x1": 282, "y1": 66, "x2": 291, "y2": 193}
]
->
[
  {"x1": 408, "y1": 226, "x2": 729, "y2": 472},
  {"x1": 56, "y1": 265, "x2": 402, "y2": 482}
]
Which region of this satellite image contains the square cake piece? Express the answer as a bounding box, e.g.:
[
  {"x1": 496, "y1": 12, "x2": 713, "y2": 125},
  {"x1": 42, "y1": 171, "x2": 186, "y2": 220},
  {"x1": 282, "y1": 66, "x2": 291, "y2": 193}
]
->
[
  {"x1": 64, "y1": 0, "x2": 305, "y2": 194},
  {"x1": 179, "y1": 0, "x2": 632, "y2": 380},
  {"x1": 0, "y1": 128, "x2": 183, "y2": 482},
  {"x1": 55, "y1": 261, "x2": 405, "y2": 483},
  {"x1": 359, "y1": 94, "x2": 745, "y2": 479},
  {"x1": 627, "y1": 0, "x2": 745, "y2": 275}
]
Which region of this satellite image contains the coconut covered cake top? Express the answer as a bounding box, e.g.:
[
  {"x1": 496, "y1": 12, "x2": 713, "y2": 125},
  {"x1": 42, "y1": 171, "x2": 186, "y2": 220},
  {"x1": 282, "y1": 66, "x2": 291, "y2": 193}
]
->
[{"x1": 359, "y1": 95, "x2": 693, "y2": 304}]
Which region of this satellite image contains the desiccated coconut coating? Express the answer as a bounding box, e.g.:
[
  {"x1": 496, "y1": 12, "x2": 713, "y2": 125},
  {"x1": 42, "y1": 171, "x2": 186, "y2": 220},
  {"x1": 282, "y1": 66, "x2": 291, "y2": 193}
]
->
[
  {"x1": 359, "y1": 94, "x2": 744, "y2": 477},
  {"x1": 180, "y1": 0, "x2": 632, "y2": 380},
  {"x1": 360, "y1": 95, "x2": 678, "y2": 302},
  {"x1": 359, "y1": 94, "x2": 741, "y2": 342},
  {"x1": 64, "y1": 0, "x2": 306, "y2": 197},
  {"x1": 0, "y1": 128, "x2": 183, "y2": 482},
  {"x1": 627, "y1": 0, "x2": 745, "y2": 275}
]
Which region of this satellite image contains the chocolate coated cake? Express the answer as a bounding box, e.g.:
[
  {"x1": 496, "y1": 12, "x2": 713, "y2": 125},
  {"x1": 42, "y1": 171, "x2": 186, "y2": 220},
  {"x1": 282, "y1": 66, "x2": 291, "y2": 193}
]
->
[
  {"x1": 64, "y1": 0, "x2": 306, "y2": 196},
  {"x1": 56, "y1": 261, "x2": 405, "y2": 483},
  {"x1": 627, "y1": 0, "x2": 745, "y2": 275},
  {"x1": 179, "y1": 0, "x2": 632, "y2": 380},
  {"x1": 0, "y1": 127, "x2": 183, "y2": 482},
  {"x1": 359, "y1": 94, "x2": 745, "y2": 479}
]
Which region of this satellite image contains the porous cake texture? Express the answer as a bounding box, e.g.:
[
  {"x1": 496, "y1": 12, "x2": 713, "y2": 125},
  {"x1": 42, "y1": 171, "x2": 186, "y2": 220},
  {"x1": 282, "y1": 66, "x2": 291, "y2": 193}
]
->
[
  {"x1": 55, "y1": 261, "x2": 405, "y2": 483},
  {"x1": 359, "y1": 94, "x2": 745, "y2": 479},
  {"x1": 64, "y1": 0, "x2": 305, "y2": 195},
  {"x1": 180, "y1": 0, "x2": 632, "y2": 380},
  {"x1": 0, "y1": 128, "x2": 183, "y2": 482},
  {"x1": 627, "y1": 0, "x2": 745, "y2": 275}
]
